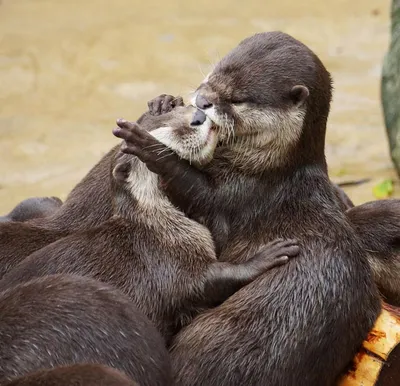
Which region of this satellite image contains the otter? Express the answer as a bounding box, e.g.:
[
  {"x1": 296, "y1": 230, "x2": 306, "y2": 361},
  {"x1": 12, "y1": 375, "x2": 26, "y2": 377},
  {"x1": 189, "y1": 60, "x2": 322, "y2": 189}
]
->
[
  {"x1": 0, "y1": 98, "x2": 186, "y2": 278},
  {"x1": 0, "y1": 146, "x2": 117, "y2": 279},
  {"x1": 0, "y1": 274, "x2": 171, "y2": 386},
  {"x1": 0, "y1": 197, "x2": 63, "y2": 223},
  {"x1": 1, "y1": 364, "x2": 138, "y2": 386},
  {"x1": 113, "y1": 32, "x2": 381, "y2": 386},
  {"x1": 0, "y1": 104, "x2": 299, "y2": 344},
  {"x1": 346, "y1": 199, "x2": 400, "y2": 306}
]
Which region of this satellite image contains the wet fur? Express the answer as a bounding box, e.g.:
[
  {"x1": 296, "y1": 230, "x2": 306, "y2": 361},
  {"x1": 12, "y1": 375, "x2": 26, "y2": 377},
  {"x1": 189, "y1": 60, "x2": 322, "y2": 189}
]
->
[
  {"x1": 1, "y1": 364, "x2": 138, "y2": 386},
  {"x1": 0, "y1": 147, "x2": 116, "y2": 279},
  {"x1": 116, "y1": 32, "x2": 381, "y2": 386},
  {"x1": 0, "y1": 274, "x2": 171, "y2": 386}
]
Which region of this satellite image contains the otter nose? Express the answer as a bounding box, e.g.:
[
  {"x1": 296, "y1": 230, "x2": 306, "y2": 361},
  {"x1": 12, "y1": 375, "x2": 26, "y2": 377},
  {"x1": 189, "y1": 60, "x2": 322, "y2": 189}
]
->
[
  {"x1": 191, "y1": 110, "x2": 207, "y2": 126},
  {"x1": 196, "y1": 94, "x2": 213, "y2": 110}
]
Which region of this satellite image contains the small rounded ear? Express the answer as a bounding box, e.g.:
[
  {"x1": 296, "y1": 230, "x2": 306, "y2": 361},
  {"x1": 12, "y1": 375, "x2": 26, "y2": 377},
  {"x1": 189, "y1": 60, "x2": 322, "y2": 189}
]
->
[
  {"x1": 112, "y1": 159, "x2": 131, "y2": 184},
  {"x1": 289, "y1": 85, "x2": 309, "y2": 107}
]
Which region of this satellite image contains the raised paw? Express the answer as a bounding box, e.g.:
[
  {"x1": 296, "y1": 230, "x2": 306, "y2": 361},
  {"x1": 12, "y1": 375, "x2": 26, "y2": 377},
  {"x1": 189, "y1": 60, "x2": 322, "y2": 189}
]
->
[
  {"x1": 248, "y1": 239, "x2": 300, "y2": 272},
  {"x1": 148, "y1": 94, "x2": 184, "y2": 116},
  {"x1": 112, "y1": 119, "x2": 174, "y2": 175},
  {"x1": 113, "y1": 119, "x2": 158, "y2": 157}
]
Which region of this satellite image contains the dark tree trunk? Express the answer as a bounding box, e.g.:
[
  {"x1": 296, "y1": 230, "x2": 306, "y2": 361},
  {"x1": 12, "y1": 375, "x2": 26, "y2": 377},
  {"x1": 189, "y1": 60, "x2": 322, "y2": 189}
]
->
[{"x1": 382, "y1": 0, "x2": 400, "y2": 176}]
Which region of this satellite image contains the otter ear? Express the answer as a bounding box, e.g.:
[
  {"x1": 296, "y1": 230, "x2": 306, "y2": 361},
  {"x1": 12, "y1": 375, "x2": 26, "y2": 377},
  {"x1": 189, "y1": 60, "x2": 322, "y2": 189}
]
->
[
  {"x1": 112, "y1": 157, "x2": 132, "y2": 184},
  {"x1": 289, "y1": 85, "x2": 309, "y2": 107}
]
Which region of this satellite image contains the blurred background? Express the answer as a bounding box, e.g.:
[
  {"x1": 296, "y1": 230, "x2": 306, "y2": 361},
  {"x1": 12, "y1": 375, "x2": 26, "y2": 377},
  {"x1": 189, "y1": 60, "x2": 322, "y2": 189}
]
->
[{"x1": 0, "y1": 0, "x2": 394, "y2": 212}]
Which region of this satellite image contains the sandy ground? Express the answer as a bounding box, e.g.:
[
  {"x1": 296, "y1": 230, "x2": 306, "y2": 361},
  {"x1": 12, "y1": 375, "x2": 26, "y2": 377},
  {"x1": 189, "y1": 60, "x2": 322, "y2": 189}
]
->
[{"x1": 0, "y1": 0, "x2": 394, "y2": 213}]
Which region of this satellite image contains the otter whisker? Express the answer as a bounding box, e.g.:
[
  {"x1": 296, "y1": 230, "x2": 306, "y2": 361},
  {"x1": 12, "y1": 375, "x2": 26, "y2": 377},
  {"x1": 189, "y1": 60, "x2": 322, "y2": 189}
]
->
[
  {"x1": 144, "y1": 143, "x2": 166, "y2": 151},
  {"x1": 156, "y1": 151, "x2": 176, "y2": 162},
  {"x1": 156, "y1": 147, "x2": 173, "y2": 156},
  {"x1": 198, "y1": 64, "x2": 206, "y2": 79}
]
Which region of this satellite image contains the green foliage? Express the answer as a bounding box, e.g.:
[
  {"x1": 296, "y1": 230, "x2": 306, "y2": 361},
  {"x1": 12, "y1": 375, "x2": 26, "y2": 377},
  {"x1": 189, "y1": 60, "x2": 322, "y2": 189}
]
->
[{"x1": 372, "y1": 179, "x2": 394, "y2": 199}]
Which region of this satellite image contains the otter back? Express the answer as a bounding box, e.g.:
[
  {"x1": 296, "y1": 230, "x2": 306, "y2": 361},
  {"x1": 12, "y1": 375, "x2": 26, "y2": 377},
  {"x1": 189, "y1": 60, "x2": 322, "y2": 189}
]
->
[
  {"x1": 0, "y1": 274, "x2": 172, "y2": 386},
  {"x1": 1, "y1": 364, "x2": 139, "y2": 386},
  {"x1": 0, "y1": 146, "x2": 117, "y2": 279}
]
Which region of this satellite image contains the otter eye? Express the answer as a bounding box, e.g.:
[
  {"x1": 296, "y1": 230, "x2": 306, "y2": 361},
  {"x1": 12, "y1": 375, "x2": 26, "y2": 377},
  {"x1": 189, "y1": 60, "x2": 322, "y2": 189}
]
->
[{"x1": 231, "y1": 99, "x2": 244, "y2": 105}]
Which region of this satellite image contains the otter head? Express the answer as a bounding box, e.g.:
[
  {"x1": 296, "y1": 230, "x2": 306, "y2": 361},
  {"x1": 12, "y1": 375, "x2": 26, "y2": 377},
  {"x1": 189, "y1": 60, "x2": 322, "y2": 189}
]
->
[
  {"x1": 191, "y1": 31, "x2": 332, "y2": 169},
  {"x1": 111, "y1": 106, "x2": 218, "y2": 217},
  {"x1": 149, "y1": 106, "x2": 218, "y2": 166}
]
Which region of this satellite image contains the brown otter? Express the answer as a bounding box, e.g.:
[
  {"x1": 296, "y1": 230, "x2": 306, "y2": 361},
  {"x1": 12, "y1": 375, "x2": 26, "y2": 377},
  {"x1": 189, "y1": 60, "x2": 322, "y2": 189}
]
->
[
  {"x1": 0, "y1": 274, "x2": 171, "y2": 386},
  {"x1": 0, "y1": 104, "x2": 299, "y2": 344},
  {"x1": 346, "y1": 199, "x2": 400, "y2": 306},
  {"x1": 0, "y1": 197, "x2": 63, "y2": 223},
  {"x1": 125, "y1": 96, "x2": 400, "y2": 311},
  {"x1": 0, "y1": 97, "x2": 186, "y2": 278},
  {"x1": 0, "y1": 146, "x2": 117, "y2": 279},
  {"x1": 113, "y1": 32, "x2": 381, "y2": 386},
  {"x1": 1, "y1": 364, "x2": 139, "y2": 386}
]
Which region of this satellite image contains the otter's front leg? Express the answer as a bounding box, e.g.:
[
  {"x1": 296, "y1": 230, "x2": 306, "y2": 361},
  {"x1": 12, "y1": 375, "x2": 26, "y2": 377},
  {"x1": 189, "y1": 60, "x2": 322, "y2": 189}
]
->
[
  {"x1": 202, "y1": 239, "x2": 300, "y2": 306},
  {"x1": 113, "y1": 119, "x2": 214, "y2": 211}
]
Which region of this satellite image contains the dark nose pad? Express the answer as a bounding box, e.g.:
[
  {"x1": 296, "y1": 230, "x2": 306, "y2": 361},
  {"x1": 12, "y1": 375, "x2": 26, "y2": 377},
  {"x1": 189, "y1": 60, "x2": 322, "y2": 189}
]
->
[
  {"x1": 196, "y1": 94, "x2": 213, "y2": 110},
  {"x1": 191, "y1": 110, "x2": 207, "y2": 126}
]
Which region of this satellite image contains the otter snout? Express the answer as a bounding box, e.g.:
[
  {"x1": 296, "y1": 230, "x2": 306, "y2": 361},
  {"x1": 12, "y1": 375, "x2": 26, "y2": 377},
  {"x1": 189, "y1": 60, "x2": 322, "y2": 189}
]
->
[
  {"x1": 191, "y1": 110, "x2": 207, "y2": 126},
  {"x1": 196, "y1": 95, "x2": 213, "y2": 110}
]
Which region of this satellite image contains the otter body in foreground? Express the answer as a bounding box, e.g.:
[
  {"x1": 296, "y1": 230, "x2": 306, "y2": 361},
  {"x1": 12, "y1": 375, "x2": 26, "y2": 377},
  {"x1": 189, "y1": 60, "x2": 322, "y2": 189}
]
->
[
  {"x1": 1, "y1": 364, "x2": 138, "y2": 386},
  {"x1": 0, "y1": 147, "x2": 117, "y2": 279},
  {"x1": 114, "y1": 32, "x2": 381, "y2": 386},
  {"x1": 0, "y1": 274, "x2": 171, "y2": 386},
  {"x1": 0, "y1": 104, "x2": 299, "y2": 343}
]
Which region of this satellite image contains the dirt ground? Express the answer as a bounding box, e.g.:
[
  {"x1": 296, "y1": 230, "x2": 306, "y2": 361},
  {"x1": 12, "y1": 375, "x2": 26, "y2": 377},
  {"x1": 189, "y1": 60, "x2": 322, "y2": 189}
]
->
[{"x1": 0, "y1": 0, "x2": 394, "y2": 213}]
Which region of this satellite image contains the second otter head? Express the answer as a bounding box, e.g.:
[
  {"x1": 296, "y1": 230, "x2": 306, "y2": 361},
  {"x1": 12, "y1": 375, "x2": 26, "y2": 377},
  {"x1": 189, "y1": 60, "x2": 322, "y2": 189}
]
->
[
  {"x1": 111, "y1": 106, "x2": 218, "y2": 214},
  {"x1": 191, "y1": 31, "x2": 332, "y2": 167},
  {"x1": 149, "y1": 106, "x2": 218, "y2": 166}
]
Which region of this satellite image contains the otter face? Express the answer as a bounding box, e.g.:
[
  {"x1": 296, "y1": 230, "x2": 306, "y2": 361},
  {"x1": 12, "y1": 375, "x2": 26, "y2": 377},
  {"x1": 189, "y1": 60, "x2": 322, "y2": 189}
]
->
[
  {"x1": 112, "y1": 105, "x2": 219, "y2": 210},
  {"x1": 150, "y1": 106, "x2": 218, "y2": 165},
  {"x1": 191, "y1": 32, "x2": 320, "y2": 149}
]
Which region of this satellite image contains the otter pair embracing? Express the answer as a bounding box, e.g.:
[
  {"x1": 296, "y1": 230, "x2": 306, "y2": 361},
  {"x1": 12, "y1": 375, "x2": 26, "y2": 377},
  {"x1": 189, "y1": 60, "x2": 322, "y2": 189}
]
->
[
  {"x1": 0, "y1": 96, "x2": 302, "y2": 385},
  {"x1": 113, "y1": 31, "x2": 386, "y2": 386}
]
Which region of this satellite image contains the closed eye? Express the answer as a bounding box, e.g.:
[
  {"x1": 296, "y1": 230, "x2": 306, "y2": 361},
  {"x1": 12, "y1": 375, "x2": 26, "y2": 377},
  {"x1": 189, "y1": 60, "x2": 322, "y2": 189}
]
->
[{"x1": 231, "y1": 99, "x2": 245, "y2": 105}]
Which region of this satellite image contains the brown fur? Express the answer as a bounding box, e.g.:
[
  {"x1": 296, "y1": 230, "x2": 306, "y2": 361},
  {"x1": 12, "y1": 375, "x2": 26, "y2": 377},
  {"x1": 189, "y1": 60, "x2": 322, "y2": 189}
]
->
[
  {"x1": 346, "y1": 199, "x2": 400, "y2": 306},
  {"x1": 115, "y1": 32, "x2": 381, "y2": 386},
  {"x1": 1, "y1": 364, "x2": 138, "y2": 386},
  {"x1": 334, "y1": 184, "x2": 354, "y2": 209},
  {"x1": 0, "y1": 197, "x2": 62, "y2": 224},
  {"x1": 0, "y1": 106, "x2": 299, "y2": 344},
  {"x1": 0, "y1": 274, "x2": 171, "y2": 386},
  {"x1": 0, "y1": 147, "x2": 117, "y2": 279}
]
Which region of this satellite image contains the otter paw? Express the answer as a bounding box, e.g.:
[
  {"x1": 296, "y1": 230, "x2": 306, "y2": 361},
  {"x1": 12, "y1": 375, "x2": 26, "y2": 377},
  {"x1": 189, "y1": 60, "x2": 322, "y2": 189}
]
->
[
  {"x1": 148, "y1": 94, "x2": 184, "y2": 116},
  {"x1": 113, "y1": 119, "x2": 170, "y2": 169},
  {"x1": 249, "y1": 239, "x2": 300, "y2": 271}
]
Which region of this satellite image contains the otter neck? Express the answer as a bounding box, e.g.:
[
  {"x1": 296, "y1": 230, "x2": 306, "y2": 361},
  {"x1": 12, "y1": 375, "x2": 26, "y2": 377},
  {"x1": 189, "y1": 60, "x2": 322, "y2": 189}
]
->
[
  {"x1": 297, "y1": 107, "x2": 328, "y2": 170},
  {"x1": 112, "y1": 161, "x2": 216, "y2": 253},
  {"x1": 113, "y1": 161, "x2": 188, "y2": 227}
]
